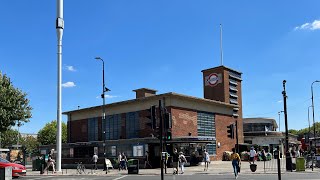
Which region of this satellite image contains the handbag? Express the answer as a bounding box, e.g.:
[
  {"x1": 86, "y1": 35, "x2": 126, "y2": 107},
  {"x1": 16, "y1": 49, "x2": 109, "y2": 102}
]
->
[{"x1": 237, "y1": 162, "x2": 241, "y2": 173}]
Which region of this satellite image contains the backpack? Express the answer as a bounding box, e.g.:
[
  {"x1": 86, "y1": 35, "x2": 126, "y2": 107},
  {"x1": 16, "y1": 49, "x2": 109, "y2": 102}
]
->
[{"x1": 179, "y1": 155, "x2": 186, "y2": 163}]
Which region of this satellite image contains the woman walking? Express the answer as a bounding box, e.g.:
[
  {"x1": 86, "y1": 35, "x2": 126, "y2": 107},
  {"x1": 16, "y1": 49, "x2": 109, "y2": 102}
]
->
[
  {"x1": 203, "y1": 149, "x2": 210, "y2": 171},
  {"x1": 230, "y1": 148, "x2": 241, "y2": 179}
]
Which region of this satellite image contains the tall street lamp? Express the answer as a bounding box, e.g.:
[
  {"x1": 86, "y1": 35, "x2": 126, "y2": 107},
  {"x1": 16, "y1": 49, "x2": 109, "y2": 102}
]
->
[
  {"x1": 95, "y1": 57, "x2": 110, "y2": 156},
  {"x1": 308, "y1": 105, "x2": 312, "y2": 151},
  {"x1": 311, "y1": 80, "x2": 320, "y2": 171}
]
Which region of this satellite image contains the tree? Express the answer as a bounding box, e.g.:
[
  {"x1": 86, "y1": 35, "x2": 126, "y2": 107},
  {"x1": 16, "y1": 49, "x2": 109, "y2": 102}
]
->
[
  {"x1": 0, "y1": 129, "x2": 20, "y2": 148},
  {"x1": 0, "y1": 73, "x2": 32, "y2": 132},
  {"x1": 288, "y1": 129, "x2": 299, "y2": 135},
  {"x1": 20, "y1": 135, "x2": 40, "y2": 155},
  {"x1": 37, "y1": 120, "x2": 67, "y2": 145}
]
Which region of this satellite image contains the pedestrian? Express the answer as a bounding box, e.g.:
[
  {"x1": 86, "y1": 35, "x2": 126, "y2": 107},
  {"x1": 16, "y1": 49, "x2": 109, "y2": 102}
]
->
[
  {"x1": 230, "y1": 148, "x2": 240, "y2": 179},
  {"x1": 203, "y1": 149, "x2": 210, "y2": 171},
  {"x1": 118, "y1": 152, "x2": 122, "y2": 171},
  {"x1": 121, "y1": 152, "x2": 128, "y2": 170},
  {"x1": 92, "y1": 153, "x2": 98, "y2": 170},
  {"x1": 42, "y1": 149, "x2": 56, "y2": 174},
  {"x1": 144, "y1": 151, "x2": 152, "y2": 168},
  {"x1": 179, "y1": 151, "x2": 187, "y2": 174},
  {"x1": 172, "y1": 148, "x2": 179, "y2": 175},
  {"x1": 249, "y1": 147, "x2": 256, "y2": 164}
]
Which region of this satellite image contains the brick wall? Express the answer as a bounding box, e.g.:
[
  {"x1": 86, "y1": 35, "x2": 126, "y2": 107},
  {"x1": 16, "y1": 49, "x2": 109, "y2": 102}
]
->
[
  {"x1": 171, "y1": 107, "x2": 198, "y2": 137},
  {"x1": 214, "y1": 114, "x2": 236, "y2": 160}
]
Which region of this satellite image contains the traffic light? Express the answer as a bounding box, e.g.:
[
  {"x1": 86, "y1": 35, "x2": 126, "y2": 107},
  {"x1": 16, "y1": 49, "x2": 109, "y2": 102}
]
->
[
  {"x1": 146, "y1": 106, "x2": 157, "y2": 129},
  {"x1": 166, "y1": 130, "x2": 172, "y2": 141},
  {"x1": 227, "y1": 124, "x2": 234, "y2": 139},
  {"x1": 164, "y1": 112, "x2": 172, "y2": 129}
]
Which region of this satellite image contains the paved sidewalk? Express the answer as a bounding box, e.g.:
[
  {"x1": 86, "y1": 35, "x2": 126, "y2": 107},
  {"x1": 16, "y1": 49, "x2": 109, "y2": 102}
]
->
[{"x1": 26, "y1": 160, "x2": 320, "y2": 176}]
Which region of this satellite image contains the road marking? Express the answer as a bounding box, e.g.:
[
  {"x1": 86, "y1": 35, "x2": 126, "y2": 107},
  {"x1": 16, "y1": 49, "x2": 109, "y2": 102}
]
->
[{"x1": 113, "y1": 175, "x2": 127, "y2": 180}]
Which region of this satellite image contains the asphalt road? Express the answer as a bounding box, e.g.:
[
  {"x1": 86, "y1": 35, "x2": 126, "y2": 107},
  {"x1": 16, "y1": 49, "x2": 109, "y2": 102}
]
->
[{"x1": 20, "y1": 173, "x2": 320, "y2": 180}]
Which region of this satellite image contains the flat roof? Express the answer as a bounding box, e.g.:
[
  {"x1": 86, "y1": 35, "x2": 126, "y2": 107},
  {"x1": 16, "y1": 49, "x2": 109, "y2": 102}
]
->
[
  {"x1": 201, "y1": 65, "x2": 242, "y2": 74},
  {"x1": 63, "y1": 92, "x2": 237, "y2": 114}
]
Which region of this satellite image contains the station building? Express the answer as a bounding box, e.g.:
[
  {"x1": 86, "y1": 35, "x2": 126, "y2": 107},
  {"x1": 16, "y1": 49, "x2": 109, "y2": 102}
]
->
[{"x1": 58, "y1": 65, "x2": 244, "y2": 166}]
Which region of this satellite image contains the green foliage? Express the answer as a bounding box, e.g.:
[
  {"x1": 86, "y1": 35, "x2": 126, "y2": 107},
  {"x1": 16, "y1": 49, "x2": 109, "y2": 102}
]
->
[
  {"x1": 0, "y1": 129, "x2": 20, "y2": 147},
  {"x1": 290, "y1": 122, "x2": 320, "y2": 137},
  {"x1": 20, "y1": 135, "x2": 40, "y2": 154},
  {"x1": 0, "y1": 73, "x2": 32, "y2": 132},
  {"x1": 37, "y1": 120, "x2": 67, "y2": 145}
]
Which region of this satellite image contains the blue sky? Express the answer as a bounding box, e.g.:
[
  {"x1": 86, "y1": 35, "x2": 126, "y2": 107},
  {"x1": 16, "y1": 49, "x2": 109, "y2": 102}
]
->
[{"x1": 1, "y1": 0, "x2": 320, "y2": 134}]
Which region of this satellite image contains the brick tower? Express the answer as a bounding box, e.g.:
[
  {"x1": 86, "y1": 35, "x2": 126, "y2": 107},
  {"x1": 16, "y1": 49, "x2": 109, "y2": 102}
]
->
[{"x1": 201, "y1": 66, "x2": 244, "y2": 143}]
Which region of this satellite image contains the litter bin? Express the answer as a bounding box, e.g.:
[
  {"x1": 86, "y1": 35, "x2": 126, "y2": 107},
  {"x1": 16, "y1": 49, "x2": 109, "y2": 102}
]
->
[
  {"x1": 0, "y1": 166, "x2": 12, "y2": 180},
  {"x1": 32, "y1": 158, "x2": 44, "y2": 171},
  {"x1": 296, "y1": 157, "x2": 305, "y2": 171},
  {"x1": 127, "y1": 159, "x2": 139, "y2": 174}
]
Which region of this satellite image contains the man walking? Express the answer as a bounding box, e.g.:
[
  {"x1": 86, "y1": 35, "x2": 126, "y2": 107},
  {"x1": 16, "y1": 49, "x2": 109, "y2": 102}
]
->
[
  {"x1": 172, "y1": 148, "x2": 179, "y2": 175},
  {"x1": 92, "y1": 153, "x2": 98, "y2": 170},
  {"x1": 249, "y1": 147, "x2": 256, "y2": 164}
]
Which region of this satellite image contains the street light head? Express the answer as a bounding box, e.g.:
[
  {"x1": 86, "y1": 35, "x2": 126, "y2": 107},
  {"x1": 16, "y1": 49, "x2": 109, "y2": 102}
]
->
[
  {"x1": 95, "y1": 57, "x2": 102, "y2": 60},
  {"x1": 283, "y1": 80, "x2": 286, "y2": 84}
]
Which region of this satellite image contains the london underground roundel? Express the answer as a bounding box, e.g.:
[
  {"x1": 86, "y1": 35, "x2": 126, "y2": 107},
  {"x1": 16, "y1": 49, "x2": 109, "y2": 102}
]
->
[{"x1": 208, "y1": 73, "x2": 219, "y2": 86}]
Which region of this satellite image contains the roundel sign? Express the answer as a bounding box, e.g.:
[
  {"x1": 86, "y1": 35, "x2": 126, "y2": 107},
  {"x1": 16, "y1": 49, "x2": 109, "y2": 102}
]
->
[{"x1": 207, "y1": 73, "x2": 220, "y2": 87}]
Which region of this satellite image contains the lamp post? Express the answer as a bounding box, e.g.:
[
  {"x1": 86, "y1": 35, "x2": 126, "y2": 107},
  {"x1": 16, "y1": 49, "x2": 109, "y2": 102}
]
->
[
  {"x1": 308, "y1": 105, "x2": 312, "y2": 146},
  {"x1": 311, "y1": 80, "x2": 320, "y2": 171},
  {"x1": 95, "y1": 57, "x2": 110, "y2": 155},
  {"x1": 56, "y1": 0, "x2": 64, "y2": 172},
  {"x1": 278, "y1": 111, "x2": 284, "y2": 132}
]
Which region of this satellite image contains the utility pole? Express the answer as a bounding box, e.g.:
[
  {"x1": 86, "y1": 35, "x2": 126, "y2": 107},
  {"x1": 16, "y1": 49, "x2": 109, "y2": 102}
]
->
[
  {"x1": 56, "y1": 0, "x2": 64, "y2": 172},
  {"x1": 282, "y1": 80, "x2": 291, "y2": 171},
  {"x1": 311, "y1": 80, "x2": 320, "y2": 171},
  {"x1": 159, "y1": 100, "x2": 164, "y2": 180}
]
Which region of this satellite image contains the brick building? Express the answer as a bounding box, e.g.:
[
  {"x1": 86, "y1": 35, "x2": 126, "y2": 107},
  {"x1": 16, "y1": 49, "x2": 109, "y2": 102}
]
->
[{"x1": 57, "y1": 65, "x2": 243, "y2": 166}]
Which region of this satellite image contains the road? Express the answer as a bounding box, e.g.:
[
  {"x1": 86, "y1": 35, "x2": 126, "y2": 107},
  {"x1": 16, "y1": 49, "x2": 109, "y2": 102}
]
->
[{"x1": 20, "y1": 173, "x2": 320, "y2": 180}]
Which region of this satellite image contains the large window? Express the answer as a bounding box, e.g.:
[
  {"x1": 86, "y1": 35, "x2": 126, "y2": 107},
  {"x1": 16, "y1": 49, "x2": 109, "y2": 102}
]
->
[
  {"x1": 207, "y1": 143, "x2": 216, "y2": 155},
  {"x1": 104, "y1": 114, "x2": 121, "y2": 140},
  {"x1": 197, "y1": 112, "x2": 215, "y2": 137},
  {"x1": 88, "y1": 117, "x2": 98, "y2": 141},
  {"x1": 126, "y1": 112, "x2": 140, "y2": 139}
]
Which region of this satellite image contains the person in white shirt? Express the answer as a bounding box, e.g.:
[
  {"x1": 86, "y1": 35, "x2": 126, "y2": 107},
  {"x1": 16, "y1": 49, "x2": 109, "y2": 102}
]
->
[
  {"x1": 92, "y1": 153, "x2": 98, "y2": 170},
  {"x1": 203, "y1": 149, "x2": 210, "y2": 171},
  {"x1": 249, "y1": 147, "x2": 256, "y2": 164}
]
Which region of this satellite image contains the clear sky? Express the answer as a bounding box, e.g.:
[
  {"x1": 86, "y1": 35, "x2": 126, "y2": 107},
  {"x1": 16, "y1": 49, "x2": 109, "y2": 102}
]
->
[{"x1": 1, "y1": 0, "x2": 320, "y2": 134}]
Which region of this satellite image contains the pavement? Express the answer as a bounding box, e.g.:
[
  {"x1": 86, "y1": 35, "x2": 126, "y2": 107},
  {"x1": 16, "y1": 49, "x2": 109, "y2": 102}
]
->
[{"x1": 26, "y1": 160, "x2": 320, "y2": 177}]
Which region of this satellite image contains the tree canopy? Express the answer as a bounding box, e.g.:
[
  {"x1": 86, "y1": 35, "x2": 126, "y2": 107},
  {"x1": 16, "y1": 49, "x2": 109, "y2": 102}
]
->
[
  {"x1": 37, "y1": 120, "x2": 67, "y2": 145},
  {"x1": 0, "y1": 73, "x2": 32, "y2": 132},
  {"x1": 289, "y1": 122, "x2": 320, "y2": 138},
  {"x1": 0, "y1": 129, "x2": 20, "y2": 148}
]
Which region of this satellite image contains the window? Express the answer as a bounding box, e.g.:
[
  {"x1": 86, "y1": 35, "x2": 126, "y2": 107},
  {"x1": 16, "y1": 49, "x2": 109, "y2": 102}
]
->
[
  {"x1": 207, "y1": 143, "x2": 216, "y2": 155},
  {"x1": 197, "y1": 112, "x2": 215, "y2": 137},
  {"x1": 88, "y1": 117, "x2": 98, "y2": 141},
  {"x1": 126, "y1": 112, "x2": 140, "y2": 139},
  {"x1": 104, "y1": 114, "x2": 121, "y2": 140}
]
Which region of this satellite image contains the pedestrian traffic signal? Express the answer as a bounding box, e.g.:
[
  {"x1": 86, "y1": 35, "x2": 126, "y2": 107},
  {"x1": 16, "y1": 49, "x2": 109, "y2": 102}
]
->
[
  {"x1": 166, "y1": 130, "x2": 172, "y2": 141},
  {"x1": 227, "y1": 124, "x2": 234, "y2": 139},
  {"x1": 146, "y1": 106, "x2": 157, "y2": 129}
]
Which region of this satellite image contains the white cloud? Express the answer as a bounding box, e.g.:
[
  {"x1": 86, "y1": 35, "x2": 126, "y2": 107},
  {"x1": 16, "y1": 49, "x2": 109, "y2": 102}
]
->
[
  {"x1": 277, "y1": 100, "x2": 282, "y2": 103},
  {"x1": 294, "y1": 19, "x2": 320, "y2": 31},
  {"x1": 62, "y1": 81, "x2": 76, "y2": 88},
  {"x1": 65, "y1": 65, "x2": 76, "y2": 72},
  {"x1": 96, "y1": 95, "x2": 118, "y2": 99}
]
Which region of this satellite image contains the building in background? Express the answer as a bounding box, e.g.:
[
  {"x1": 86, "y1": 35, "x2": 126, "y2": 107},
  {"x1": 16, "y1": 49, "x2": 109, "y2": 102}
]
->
[
  {"x1": 243, "y1": 117, "x2": 299, "y2": 156},
  {"x1": 41, "y1": 65, "x2": 244, "y2": 166}
]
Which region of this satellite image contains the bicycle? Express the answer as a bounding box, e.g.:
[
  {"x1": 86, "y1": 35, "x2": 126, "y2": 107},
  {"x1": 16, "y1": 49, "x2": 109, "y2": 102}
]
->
[{"x1": 76, "y1": 162, "x2": 86, "y2": 174}]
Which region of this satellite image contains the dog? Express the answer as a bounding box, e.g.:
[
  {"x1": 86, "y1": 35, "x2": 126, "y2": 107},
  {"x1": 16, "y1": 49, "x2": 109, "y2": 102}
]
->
[{"x1": 173, "y1": 167, "x2": 178, "y2": 175}]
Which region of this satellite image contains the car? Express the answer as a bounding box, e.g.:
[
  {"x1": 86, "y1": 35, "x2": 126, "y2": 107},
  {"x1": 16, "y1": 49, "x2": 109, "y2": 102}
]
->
[{"x1": 0, "y1": 157, "x2": 26, "y2": 177}]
